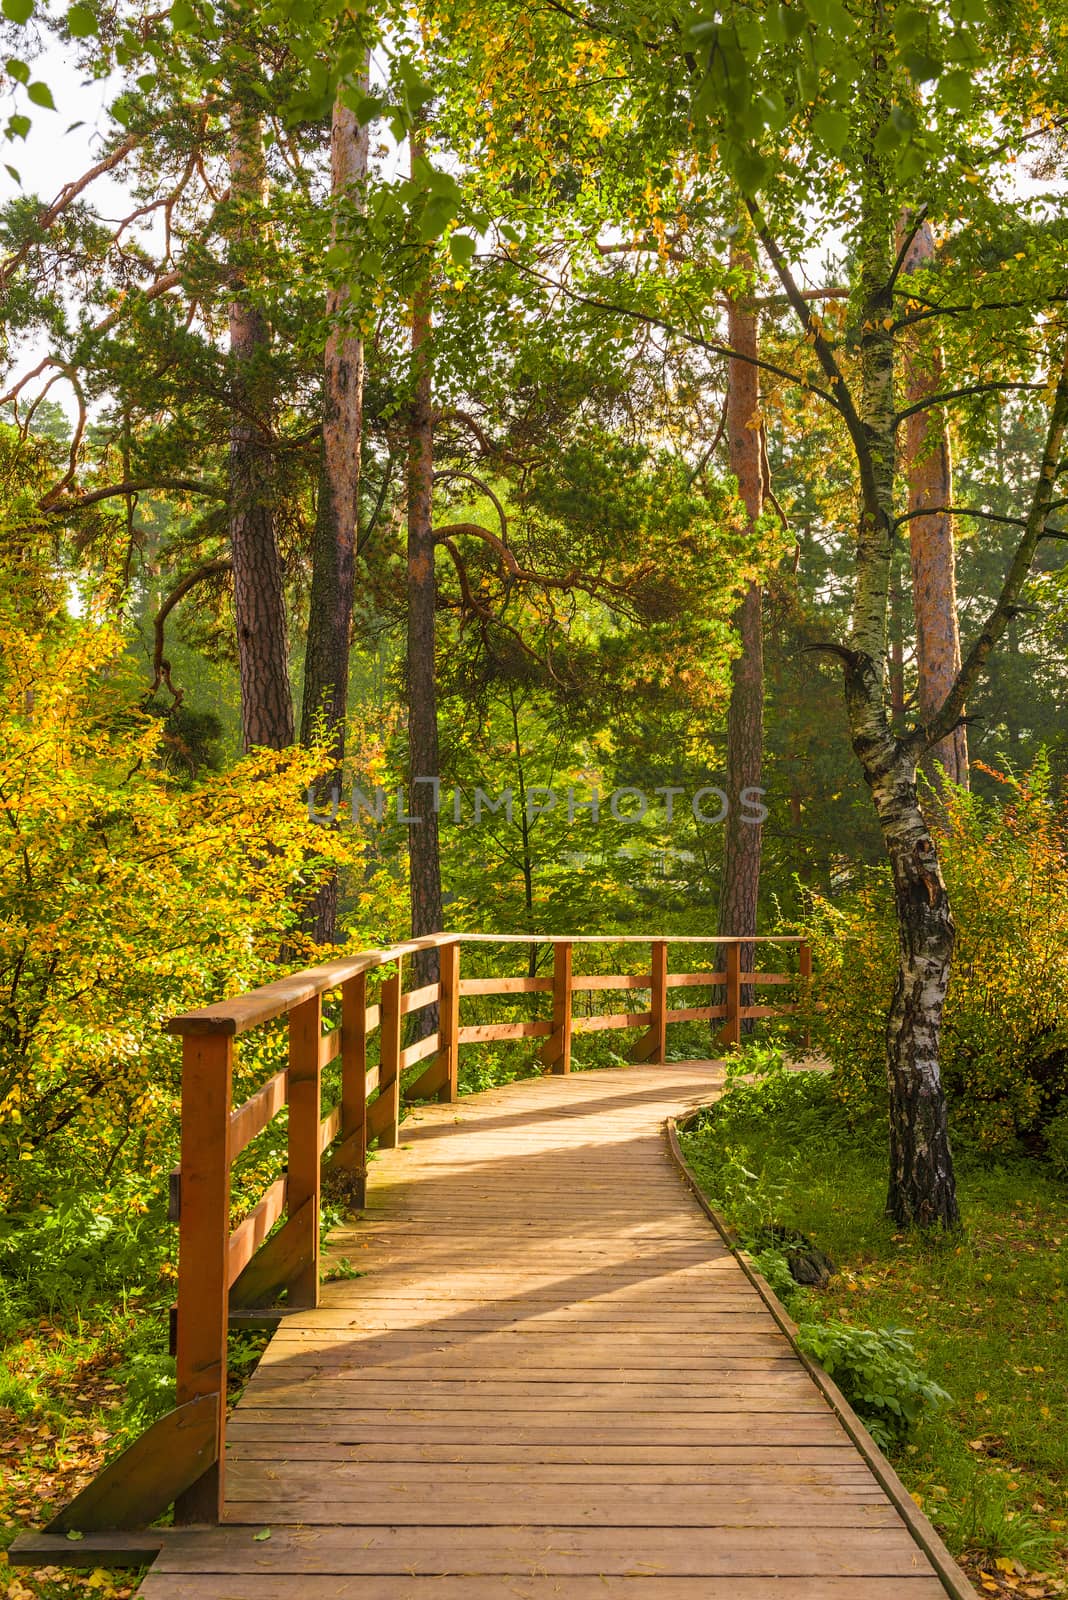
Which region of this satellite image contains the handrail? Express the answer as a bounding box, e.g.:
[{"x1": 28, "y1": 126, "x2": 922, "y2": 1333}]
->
[
  {"x1": 167, "y1": 931, "x2": 806, "y2": 1036},
  {"x1": 37, "y1": 930, "x2": 813, "y2": 1540}
]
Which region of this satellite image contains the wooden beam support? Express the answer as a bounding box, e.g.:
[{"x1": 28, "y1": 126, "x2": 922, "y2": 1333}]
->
[
  {"x1": 286, "y1": 994, "x2": 322, "y2": 1309},
  {"x1": 437, "y1": 939, "x2": 460, "y2": 1103},
  {"x1": 375, "y1": 961, "x2": 403, "y2": 1148},
  {"x1": 173, "y1": 1033, "x2": 231, "y2": 1525},
  {"x1": 539, "y1": 940, "x2": 572, "y2": 1074}
]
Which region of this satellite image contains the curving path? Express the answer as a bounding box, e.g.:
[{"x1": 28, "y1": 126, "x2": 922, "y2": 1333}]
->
[{"x1": 139, "y1": 1063, "x2": 961, "y2": 1600}]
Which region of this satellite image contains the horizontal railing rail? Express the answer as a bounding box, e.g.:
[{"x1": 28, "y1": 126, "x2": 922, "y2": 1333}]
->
[{"x1": 41, "y1": 930, "x2": 812, "y2": 1540}]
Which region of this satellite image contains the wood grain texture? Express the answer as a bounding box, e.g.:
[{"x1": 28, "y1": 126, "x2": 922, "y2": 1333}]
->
[{"x1": 138, "y1": 1064, "x2": 962, "y2": 1599}]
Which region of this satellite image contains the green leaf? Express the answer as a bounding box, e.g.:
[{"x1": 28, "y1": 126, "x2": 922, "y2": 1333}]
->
[
  {"x1": 6, "y1": 56, "x2": 29, "y2": 83},
  {"x1": 2, "y1": 0, "x2": 34, "y2": 23},
  {"x1": 418, "y1": 193, "x2": 460, "y2": 242},
  {"x1": 732, "y1": 145, "x2": 768, "y2": 195},
  {"x1": 27, "y1": 81, "x2": 55, "y2": 109},
  {"x1": 938, "y1": 68, "x2": 973, "y2": 111},
  {"x1": 252, "y1": 1529, "x2": 271, "y2": 1542},
  {"x1": 448, "y1": 233, "x2": 476, "y2": 267},
  {"x1": 137, "y1": 73, "x2": 157, "y2": 91},
  {"x1": 169, "y1": 0, "x2": 195, "y2": 29},
  {"x1": 7, "y1": 112, "x2": 30, "y2": 138},
  {"x1": 67, "y1": 3, "x2": 96, "y2": 35},
  {"x1": 66, "y1": 1530, "x2": 85, "y2": 1542},
  {"x1": 900, "y1": 46, "x2": 942, "y2": 83},
  {"x1": 4, "y1": 163, "x2": 20, "y2": 182},
  {"x1": 811, "y1": 106, "x2": 849, "y2": 154}
]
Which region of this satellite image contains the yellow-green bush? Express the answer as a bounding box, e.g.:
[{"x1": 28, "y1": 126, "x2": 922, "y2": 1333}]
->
[{"x1": 804, "y1": 762, "x2": 1068, "y2": 1153}]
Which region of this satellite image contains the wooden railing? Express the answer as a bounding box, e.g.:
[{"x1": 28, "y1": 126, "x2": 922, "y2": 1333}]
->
[{"x1": 42, "y1": 931, "x2": 811, "y2": 1541}]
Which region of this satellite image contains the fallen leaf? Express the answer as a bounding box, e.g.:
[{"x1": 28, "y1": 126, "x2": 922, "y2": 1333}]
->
[{"x1": 252, "y1": 1528, "x2": 271, "y2": 1542}]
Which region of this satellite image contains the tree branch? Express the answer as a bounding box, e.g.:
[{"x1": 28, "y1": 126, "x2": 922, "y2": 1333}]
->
[
  {"x1": 895, "y1": 380, "x2": 1046, "y2": 425},
  {"x1": 150, "y1": 558, "x2": 233, "y2": 704}
]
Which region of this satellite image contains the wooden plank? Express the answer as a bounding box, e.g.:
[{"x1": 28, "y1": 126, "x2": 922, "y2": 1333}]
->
[
  {"x1": 364, "y1": 1002, "x2": 381, "y2": 1032},
  {"x1": 401, "y1": 981, "x2": 440, "y2": 1016},
  {"x1": 742, "y1": 972, "x2": 792, "y2": 985},
  {"x1": 366, "y1": 1087, "x2": 399, "y2": 1147},
  {"x1": 140, "y1": 1577, "x2": 947, "y2": 1600},
  {"x1": 666, "y1": 1004, "x2": 728, "y2": 1023},
  {"x1": 573, "y1": 1010, "x2": 654, "y2": 1033},
  {"x1": 666, "y1": 971, "x2": 727, "y2": 986},
  {"x1": 228, "y1": 1495, "x2": 898, "y2": 1527},
  {"x1": 458, "y1": 1020, "x2": 553, "y2": 1042},
  {"x1": 318, "y1": 1103, "x2": 341, "y2": 1155},
  {"x1": 226, "y1": 1175, "x2": 287, "y2": 1288},
  {"x1": 228, "y1": 1199, "x2": 315, "y2": 1312},
  {"x1": 459, "y1": 975, "x2": 552, "y2": 995},
  {"x1": 405, "y1": 1056, "x2": 449, "y2": 1102},
  {"x1": 12, "y1": 1530, "x2": 166, "y2": 1570},
  {"x1": 740, "y1": 1004, "x2": 799, "y2": 1019},
  {"x1": 166, "y1": 934, "x2": 458, "y2": 1037},
  {"x1": 140, "y1": 1523, "x2": 938, "y2": 1576},
  {"x1": 570, "y1": 973, "x2": 651, "y2": 991},
  {"x1": 172, "y1": 1033, "x2": 230, "y2": 1525},
  {"x1": 399, "y1": 1031, "x2": 441, "y2": 1071},
  {"x1": 285, "y1": 995, "x2": 321, "y2": 1308},
  {"x1": 228, "y1": 1068, "x2": 286, "y2": 1159},
  {"x1": 318, "y1": 1026, "x2": 341, "y2": 1068}
]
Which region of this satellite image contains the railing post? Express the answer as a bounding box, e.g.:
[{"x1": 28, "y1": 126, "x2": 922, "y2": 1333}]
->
[
  {"x1": 437, "y1": 939, "x2": 460, "y2": 1102},
  {"x1": 338, "y1": 972, "x2": 368, "y2": 1205},
  {"x1": 547, "y1": 939, "x2": 572, "y2": 1074},
  {"x1": 378, "y1": 959, "x2": 403, "y2": 1146},
  {"x1": 650, "y1": 938, "x2": 668, "y2": 1063},
  {"x1": 287, "y1": 994, "x2": 323, "y2": 1309},
  {"x1": 174, "y1": 1032, "x2": 232, "y2": 1526},
  {"x1": 724, "y1": 938, "x2": 742, "y2": 1048},
  {"x1": 799, "y1": 938, "x2": 813, "y2": 1052}
]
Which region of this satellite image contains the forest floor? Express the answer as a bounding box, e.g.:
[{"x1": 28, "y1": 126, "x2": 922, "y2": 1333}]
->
[{"x1": 680, "y1": 1080, "x2": 1068, "y2": 1600}]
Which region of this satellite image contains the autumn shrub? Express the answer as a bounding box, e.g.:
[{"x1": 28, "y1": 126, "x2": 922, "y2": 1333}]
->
[
  {"x1": 804, "y1": 762, "x2": 1068, "y2": 1152},
  {"x1": 0, "y1": 608, "x2": 361, "y2": 1213}
]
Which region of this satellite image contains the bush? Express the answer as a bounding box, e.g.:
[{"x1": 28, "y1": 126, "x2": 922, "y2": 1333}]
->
[
  {"x1": 0, "y1": 614, "x2": 362, "y2": 1204},
  {"x1": 796, "y1": 1321, "x2": 951, "y2": 1451},
  {"x1": 802, "y1": 760, "x2": 1068, "y2": 1152}
]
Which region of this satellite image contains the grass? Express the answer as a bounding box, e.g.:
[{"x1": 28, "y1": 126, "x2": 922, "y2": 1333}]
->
[{"x1": 679, "y1": 1064, "x2": 1068, "y2": 1599}]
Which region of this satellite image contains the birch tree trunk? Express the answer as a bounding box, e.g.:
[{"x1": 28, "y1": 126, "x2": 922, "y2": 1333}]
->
[
  {"x1": 717, "y1": 264, "x2": 764, "y2": 1021},
  {"x1": 407, "y1": 238, "x2": 444, "y2": 1010},
  {"x1": 846, "y1": 129, "x2": 960, "y2": 1230},
  {"x1": 899, "y1": 217, "x2": 969, "y2": 796},
  {"x1": 228, "y1": 113, "x2": 294, "y2": 752},
  {"x1": 300, "y1": 78, "x2": 370, "y2": 942}
]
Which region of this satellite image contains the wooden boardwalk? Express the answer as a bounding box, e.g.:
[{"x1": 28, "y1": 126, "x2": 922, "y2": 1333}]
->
[{"x1": 138, "y1": 1063, "x2": 957, "y2": 1600}]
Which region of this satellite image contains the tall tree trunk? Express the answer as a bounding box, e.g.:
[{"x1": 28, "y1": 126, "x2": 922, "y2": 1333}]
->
[
  {"x1": 847, "y1": 106, "x2": 960, "y2": 1230},
  {"x1": 899, "y1": 217, "x2": 969, "y2": 795},
  {"x1": 407, "y1": 221, "x2": 444, "y2": 1005},
  {"x1": 717, "y1": 266, "x2": 765, "y2": 1025},
  {"x1": 300, "y1": 77, "x2": 370, "y2": 942},
  {"x1": 228, "y1": 113, "x2": 293, "y2": 752}
]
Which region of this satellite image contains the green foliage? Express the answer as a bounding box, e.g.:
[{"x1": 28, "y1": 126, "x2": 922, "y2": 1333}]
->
[
  {"x1": 795, "y1": 1320, "x2": 951, "y2": 1451},
  {"x1": 803, "y1": 767, "x2": 1068, "y2": 1151}
]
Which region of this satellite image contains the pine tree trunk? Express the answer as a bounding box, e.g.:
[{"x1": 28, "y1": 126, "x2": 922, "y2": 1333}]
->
[
  {"x1": 300, "y1": 81, "x2": 370, "y2": 942},
  {"x1": 717, "y1": 269, "x2": 764, "y2": 1022},
  {"x1": 228, "y1": 114, "x2": 293, "y2": 752},
  {"x1": 407, "y1": 262, "x2": 444, "y2": 1007},
  {"x1": 899, "y1": 217, "x2": 969, "y2": 795}
]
